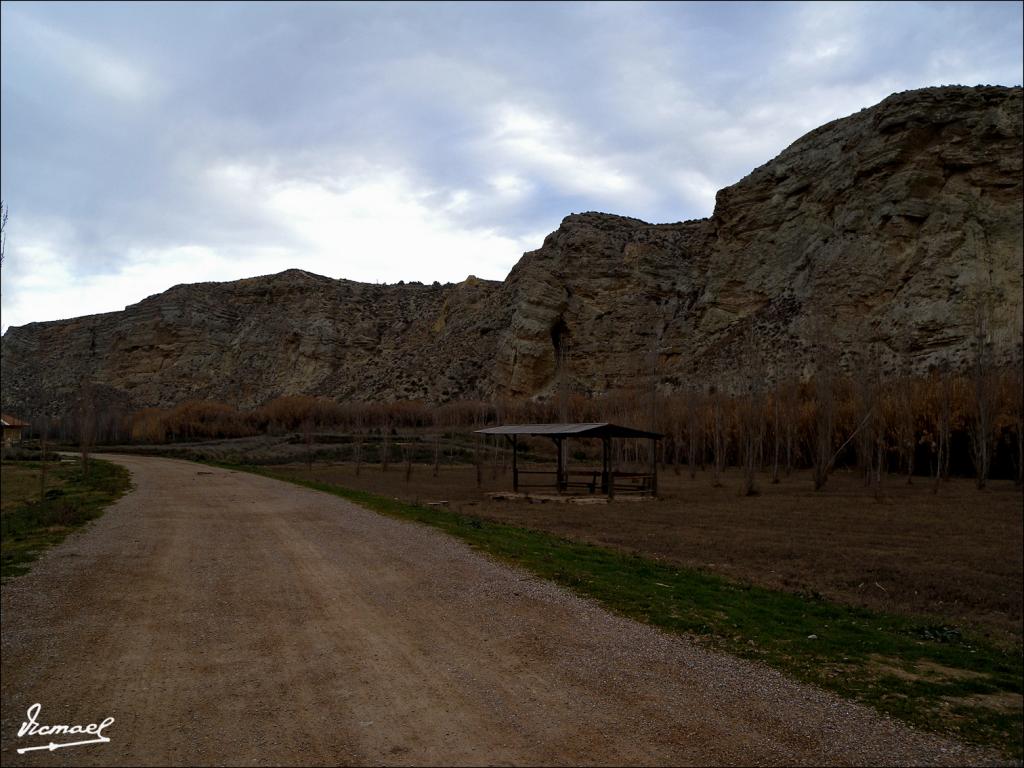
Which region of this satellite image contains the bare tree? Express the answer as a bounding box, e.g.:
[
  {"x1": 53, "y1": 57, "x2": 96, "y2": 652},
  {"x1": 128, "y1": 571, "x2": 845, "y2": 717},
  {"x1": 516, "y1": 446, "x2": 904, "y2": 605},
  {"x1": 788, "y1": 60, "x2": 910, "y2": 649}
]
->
[
  {"x1": 646, "y1": 329, "x2": 660, "y2": 434},
  {"x1": 769, "y1": 385, "x2": 782, "y2": 484},
  {"x1": 738, "y1": 387, "x2": 763, "y2": 496},
  {"x1": 737, "y1": 327, "x2": 765, "y2": 496},
  {"x1": 554, "y1": 321, "x2": 571, "y2": 420},
  {"x1": 78, "y1": 381, "x2": 96, "y2": 477},
  {"x1": 668, "y1": 396, "x2": 684, "y2": 475},
  {"x1": 779, "y1": 378, "x2": 800, "y2": 477},
  {"x1": 381, "y1": 422, "x2": 391, "y2": 472},
  {"x1": 889, "y1": 363, "x2": 920, "y2": 484},
  {"x1": 0, "y1": 199, "x2": 8, "y2": 269},
  {"x1": 708, "y1": 385, "x2": 725, "y2": 487},
  {"x1": 39, "y1": 415, "x2": 50, "y2": 503},
  {"x1": 930, "y1": 361, "x2": 954, "y2": 494},
  {"x1": 968, "y1": 297, "x2": 997, "y2": 489},
  {"x1": 853, "y1": 344, "x2": 884, "y2": 497},
  {"x1": 809, "y1": 314, "x2": 838, "y2": 491},
  {"x1": 686, "y1": 387, "x2": 703, "y2": 480},
  {"x1": 474, "y1": 433, "x2": 482, "y2": 488},
  {"x1": 302, "y1": 416, "x2": 314, "y2": 470},
  {"x1": 1011, "y1": 320, "x2": 1024, "y2": 487}
]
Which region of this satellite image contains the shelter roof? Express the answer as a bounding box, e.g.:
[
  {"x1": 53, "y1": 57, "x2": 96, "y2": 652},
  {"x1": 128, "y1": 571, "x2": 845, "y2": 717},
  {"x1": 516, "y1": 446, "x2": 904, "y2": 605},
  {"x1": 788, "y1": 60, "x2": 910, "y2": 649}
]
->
[{"x1": 474, "y1": 422, "x2": 662, "y2": 440}]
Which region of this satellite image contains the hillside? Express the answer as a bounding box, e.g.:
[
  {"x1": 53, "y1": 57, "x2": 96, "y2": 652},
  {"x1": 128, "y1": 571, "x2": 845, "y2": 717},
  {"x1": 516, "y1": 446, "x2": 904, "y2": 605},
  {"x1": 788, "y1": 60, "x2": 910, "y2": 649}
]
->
[{"x1": 2, "y1": 85, "x2": 1021, "y2": 417}]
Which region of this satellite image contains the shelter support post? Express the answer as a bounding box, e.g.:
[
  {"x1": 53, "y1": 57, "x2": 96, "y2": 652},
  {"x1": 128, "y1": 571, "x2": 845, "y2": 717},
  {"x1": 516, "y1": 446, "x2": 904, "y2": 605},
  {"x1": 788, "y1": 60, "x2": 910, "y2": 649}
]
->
[
  {"x1": 650, "y1": 437, "x2": 658, "y2": 496},
  {"x1": 509, "y1": 435, "x2": 518, "y2": 492},
  {"x1": 554, "y1": 437, "x2": 565, "y2": 493},
  {"x1": 602, "y1": 437, "x2": 610, "y2": 497},
  {"x1": 609, "y1": 438, "x2": 616, "y2": 500}
]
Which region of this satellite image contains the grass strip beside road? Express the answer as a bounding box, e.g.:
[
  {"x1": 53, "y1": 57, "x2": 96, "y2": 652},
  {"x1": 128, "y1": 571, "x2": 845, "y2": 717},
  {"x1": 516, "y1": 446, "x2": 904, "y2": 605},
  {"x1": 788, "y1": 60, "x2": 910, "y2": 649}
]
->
[
  {"x1": 1, "y1": 458, "x2": 132, "y2": 578},
  {"x1": 227, "y1": 464, "x2": 1023, "y2": 758}
]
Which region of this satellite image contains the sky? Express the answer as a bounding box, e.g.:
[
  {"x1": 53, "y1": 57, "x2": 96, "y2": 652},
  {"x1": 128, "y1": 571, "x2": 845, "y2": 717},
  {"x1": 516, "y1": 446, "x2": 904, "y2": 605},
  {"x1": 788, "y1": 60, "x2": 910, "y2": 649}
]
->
[{"x1": 1, "y1": 1, "x2": 1021, "y2": 332}]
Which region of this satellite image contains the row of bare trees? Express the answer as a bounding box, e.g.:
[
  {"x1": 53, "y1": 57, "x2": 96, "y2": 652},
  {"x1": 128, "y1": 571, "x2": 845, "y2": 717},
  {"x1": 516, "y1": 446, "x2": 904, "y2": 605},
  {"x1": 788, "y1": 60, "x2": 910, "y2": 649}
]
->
[
  {"x1": 662, "y1": 365, "x2": 1021, "y2": 491},
  {"x1": 26, "y1": 349, "x2": 1022, "y2": 492},
  {"x1": 109, "y1": 362, "x2": 1019, "y2": 486}
]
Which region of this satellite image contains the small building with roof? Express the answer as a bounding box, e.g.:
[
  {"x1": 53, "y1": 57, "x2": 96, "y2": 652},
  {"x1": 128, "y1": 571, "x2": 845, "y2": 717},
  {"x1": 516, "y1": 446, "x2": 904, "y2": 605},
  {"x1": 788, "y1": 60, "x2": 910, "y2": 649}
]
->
[{"x1": 1, "y1": 413, "x2": 29, "y2": 446}]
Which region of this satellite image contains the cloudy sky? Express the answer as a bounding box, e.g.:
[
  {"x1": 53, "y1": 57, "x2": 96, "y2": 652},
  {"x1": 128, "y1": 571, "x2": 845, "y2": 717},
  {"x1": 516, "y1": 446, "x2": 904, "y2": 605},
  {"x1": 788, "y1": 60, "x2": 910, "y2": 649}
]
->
[{"x1": 1, "y1": 1, "x2": 1021, "y2": 331}]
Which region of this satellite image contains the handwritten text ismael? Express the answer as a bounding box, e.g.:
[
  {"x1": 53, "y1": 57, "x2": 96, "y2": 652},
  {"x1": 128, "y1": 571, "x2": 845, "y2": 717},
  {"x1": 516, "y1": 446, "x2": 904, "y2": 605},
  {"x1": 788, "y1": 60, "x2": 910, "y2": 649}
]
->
[{"x1": 16, "y1": 703, "x2": 115, "y2": 754}]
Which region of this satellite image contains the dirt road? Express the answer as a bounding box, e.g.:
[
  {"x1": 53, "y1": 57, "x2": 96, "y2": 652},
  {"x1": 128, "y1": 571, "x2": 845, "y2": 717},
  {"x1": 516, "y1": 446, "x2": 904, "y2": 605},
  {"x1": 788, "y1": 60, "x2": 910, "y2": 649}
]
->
[{"x1": 0, "y1": 455, "x2": 998, "y2": 766}]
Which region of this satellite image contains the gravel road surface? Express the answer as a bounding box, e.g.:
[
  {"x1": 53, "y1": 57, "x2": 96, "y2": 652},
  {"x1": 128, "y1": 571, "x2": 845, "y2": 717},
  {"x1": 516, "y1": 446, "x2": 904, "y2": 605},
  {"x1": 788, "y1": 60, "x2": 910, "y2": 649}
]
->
[{"x1": 0, "y1": 455, "x2": 1002, "y2": 766}]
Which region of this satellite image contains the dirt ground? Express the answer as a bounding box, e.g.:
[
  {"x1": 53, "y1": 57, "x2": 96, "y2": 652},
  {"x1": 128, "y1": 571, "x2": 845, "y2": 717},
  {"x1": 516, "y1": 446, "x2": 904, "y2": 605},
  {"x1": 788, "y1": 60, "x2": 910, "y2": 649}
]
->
[
  {"x1": 271, "y1": 461, "x2": 1024, "y2": 646},
  {"x1": 1, "y1": 454, "x2": 1002, "y2": 766}
]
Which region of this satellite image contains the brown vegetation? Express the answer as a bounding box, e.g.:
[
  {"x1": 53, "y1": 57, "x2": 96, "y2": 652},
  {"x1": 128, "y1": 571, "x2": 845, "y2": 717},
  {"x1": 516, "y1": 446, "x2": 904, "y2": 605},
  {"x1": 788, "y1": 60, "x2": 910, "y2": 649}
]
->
[{"x1": 30, "y1": 357, "x2": 1024, "y2": 488}]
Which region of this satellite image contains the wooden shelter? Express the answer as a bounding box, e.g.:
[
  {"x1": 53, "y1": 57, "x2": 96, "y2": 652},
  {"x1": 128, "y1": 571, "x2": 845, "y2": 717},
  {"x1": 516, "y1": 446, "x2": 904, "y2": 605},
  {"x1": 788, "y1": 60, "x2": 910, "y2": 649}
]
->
[
  {"x1": 474, "y1": 422, "x2": 663, "y2": 498},
  {"x1": 1, "y1": 413, "x2": 29, "y2": 446}
]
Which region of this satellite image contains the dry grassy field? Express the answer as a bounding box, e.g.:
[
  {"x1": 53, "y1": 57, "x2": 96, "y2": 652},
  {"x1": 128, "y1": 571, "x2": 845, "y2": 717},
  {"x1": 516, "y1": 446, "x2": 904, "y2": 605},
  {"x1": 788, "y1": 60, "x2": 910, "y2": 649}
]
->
[{"x1": 269, "y1": 461, "x2": 1024, "y2": 646}]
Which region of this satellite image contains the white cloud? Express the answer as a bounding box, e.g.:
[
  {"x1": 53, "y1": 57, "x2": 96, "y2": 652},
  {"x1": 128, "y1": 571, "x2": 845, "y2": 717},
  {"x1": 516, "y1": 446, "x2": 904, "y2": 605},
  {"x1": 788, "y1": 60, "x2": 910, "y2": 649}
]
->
[
  {"x1": 487, "y1": 103, "x2": 648, "y2": 205},
  {"x1": 785, "y1": 3, "x2": 863, "y2": 70},
  {"x1": 490, "y1": 173, "x2": 533, "y2": 201},
  {"x1": 0, "y1": 220, "x2": 285, "y2": 331},
  {"x1": 13, "y1": 13, "x2": 157, "y2": 104},
  {"x1": 1, "y1": 165, "x2": 541, "y2": 331},
  {"x1": 671, "y1": 170, "x2": 719, "y2": 215},
  {"x1": 206, "y1": 161, "x2": 535, "y2": 281}
]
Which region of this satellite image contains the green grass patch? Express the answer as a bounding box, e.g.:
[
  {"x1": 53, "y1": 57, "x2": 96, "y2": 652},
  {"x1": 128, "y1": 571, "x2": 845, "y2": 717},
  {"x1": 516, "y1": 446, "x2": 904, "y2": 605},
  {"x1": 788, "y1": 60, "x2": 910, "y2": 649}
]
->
[
  {"x1": 1, "y1": 458, "x2": 132, "y2": 578},
  {"x1": 220, "y1": 463, "x2": 1022, "y2": 758}
]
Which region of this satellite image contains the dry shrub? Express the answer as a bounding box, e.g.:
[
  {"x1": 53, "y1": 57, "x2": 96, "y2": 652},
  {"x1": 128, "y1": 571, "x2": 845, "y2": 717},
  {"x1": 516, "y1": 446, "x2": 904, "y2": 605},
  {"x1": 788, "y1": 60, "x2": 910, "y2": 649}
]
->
[
  {"x1": 129, "y1": 400, "x2": 257, "y2": 442},
  {"x1": 130, "y1": 408, "x2": 169, "y2": 443}
]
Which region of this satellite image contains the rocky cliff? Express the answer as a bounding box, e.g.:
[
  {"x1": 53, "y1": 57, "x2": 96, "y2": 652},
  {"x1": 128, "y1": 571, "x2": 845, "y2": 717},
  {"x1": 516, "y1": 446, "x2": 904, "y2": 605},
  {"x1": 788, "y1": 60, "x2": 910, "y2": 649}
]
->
[{"x1": 3, "y1": 85, "x2": 1022, "y2": 416}]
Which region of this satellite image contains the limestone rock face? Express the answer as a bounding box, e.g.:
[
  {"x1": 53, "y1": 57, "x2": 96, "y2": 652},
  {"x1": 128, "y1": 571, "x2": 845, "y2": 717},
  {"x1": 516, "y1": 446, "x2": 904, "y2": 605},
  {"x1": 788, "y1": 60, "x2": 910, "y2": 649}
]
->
[
  {"x1": 488, "y1": 214, "x2": 715, "y2": 397},
  {"x1": 491, "y1": 85, "x2": 1023, "y2": 397},
  {"x1": 1, "y1": 270, "x2": 505, "y2": 415},
  {"x1": 2, "y1": 86, "x2": 1021, "y2": 415}
]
